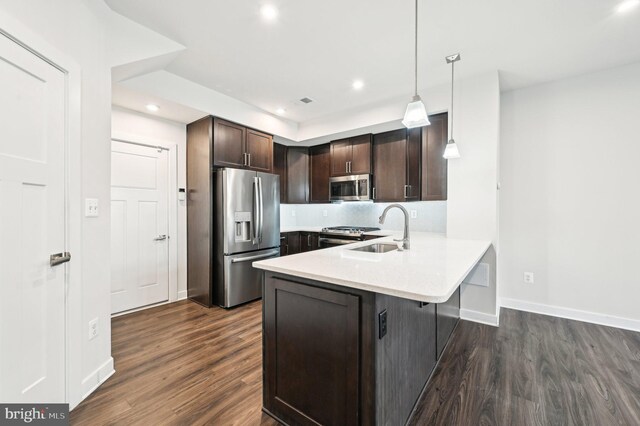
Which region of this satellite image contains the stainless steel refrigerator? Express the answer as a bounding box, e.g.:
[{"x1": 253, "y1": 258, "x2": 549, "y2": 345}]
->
[{"x1": 212, "y1": 168, "x2": 280, "y2": 308}]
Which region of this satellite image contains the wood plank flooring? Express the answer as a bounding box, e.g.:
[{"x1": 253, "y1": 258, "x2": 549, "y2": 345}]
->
[{"x1": 70, "y1": 300, "x2": 640, "y2": 425}]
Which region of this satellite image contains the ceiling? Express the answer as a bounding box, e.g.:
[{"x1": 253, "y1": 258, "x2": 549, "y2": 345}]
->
[{"x1": 105, "y1": 0, "x2": 640, "y2": 124}]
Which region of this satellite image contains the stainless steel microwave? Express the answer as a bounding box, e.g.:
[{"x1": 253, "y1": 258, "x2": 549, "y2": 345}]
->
[{"x1": 329, "y1": 174, "x2": 371, "y2": 201}]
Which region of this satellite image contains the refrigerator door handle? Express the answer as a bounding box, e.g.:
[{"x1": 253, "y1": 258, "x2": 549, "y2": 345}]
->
[
  {"x1": 253, "y1": 177, "x2": 260, "y2": 244},
  {"x1": 258, "y1": 177, "x2": 264, "y2": 243},
  {"x1": 230, "y1": 249, "x2": 280, "y2": 263}
]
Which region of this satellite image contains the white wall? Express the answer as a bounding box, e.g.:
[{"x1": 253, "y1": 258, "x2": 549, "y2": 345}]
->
[
  {"x1": 499, "y1": 61, "x2": 640, "y2": 331},
  {"x1": 111, "y1": 107, "x2": 187, "y2": 299},
  {"x1": 0, "y1": 0, "x2": 113, "y2": 408}
]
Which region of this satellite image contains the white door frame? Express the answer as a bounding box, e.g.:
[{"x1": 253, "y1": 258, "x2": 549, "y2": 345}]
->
[
  {"x1": 110, "y1": 138, "x2": 180, "y2": 309},
  {"x1": 0, "y1": 11, "x2": 83, "y2": 408}
]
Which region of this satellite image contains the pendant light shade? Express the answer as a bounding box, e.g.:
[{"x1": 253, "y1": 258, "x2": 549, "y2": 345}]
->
[
  {"x1": 403, "y1": 0, "x2": 430, "y2": 129},
  {"x1": 402, "y1": 95, "x2": 430, "y2": 128},
  {"x1": 443, "y1": 139, "x2": 460, "y2": 159},
  {"x1": 443, "y1": 53, "x2": 461, "y2": 159}
]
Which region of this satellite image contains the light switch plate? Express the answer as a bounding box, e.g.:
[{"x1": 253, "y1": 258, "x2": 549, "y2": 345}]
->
[
  {"x1": 410, "y1": 210, "x2": 417, "y2": 219},
  {"x1": 85, "y1": 198, "x2": 99, "y2": 217}
]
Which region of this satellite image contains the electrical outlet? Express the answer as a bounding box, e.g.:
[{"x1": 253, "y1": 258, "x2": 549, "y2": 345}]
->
[
  {"x1": 85, "y1": 198, "x2": 99, "y2": 217},
  {"x1": 378, "y1": 310, "x2": 387, "y2": 339},
  {"x1": 322, "y1": 209, "x2": 328, "y2": 217},
  {"x1": 291, "y1": 210, "x2": 296, "y2": 217},
  {"x1": 523, "y1": 272, "x2": 534, "y2": 284},
  {"x1": 410, "y1": 210, "x2": 417, "y2": 219},
  {"x1": 89, "y1": 318, "x2": 98, "y2": 340}
]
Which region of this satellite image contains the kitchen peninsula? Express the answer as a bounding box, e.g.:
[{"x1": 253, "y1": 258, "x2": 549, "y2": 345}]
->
[{"x1": 253, "y1": 232, "x2": 491, "y2": 425}]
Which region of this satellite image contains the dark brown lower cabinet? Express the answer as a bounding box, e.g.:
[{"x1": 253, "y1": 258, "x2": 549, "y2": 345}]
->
[
  {"x1": 263, "y1": 273, "x2": 459, "y2": 426},
  {"x1": 299, "y1": 231, "x2": 318, "y2": 252}
]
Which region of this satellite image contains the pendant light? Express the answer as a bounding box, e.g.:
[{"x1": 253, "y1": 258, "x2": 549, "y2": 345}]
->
[
  {"x1": 402, "y1": 0, "x2": 430, "y2": 128},
  {"x1": 443, "y1": 53, "x2": 461, "y2": 159}
]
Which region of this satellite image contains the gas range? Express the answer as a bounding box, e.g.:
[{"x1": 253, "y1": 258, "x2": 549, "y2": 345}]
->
[{"x1": 319, "y1": 226, "x2": 381, "y2": 239}]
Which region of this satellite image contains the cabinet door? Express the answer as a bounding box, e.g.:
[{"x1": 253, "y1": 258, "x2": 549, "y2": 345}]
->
[
  {"x1": 406, "y1": 128, "x2": 421, "y2": 200},
  {"x1": 246, "y1": 128, "x2": 273, "y2": 173},
  {"x1": 287, "y1": 232, "x2": 301, "y2": 254},
  {"x1": 309, "y1": 143, "x2": 331, "y2": 203},
  {"x1": 422, "y1": 113, "x2": 448, "y2": 201},
  {"x1": 273, "y1": 143, "x2": 287, "y2": 203},
  {"x1": 213, "y1": 118, "x2": 246, "y2": 168},
  {"x1": 299, "y1": 232, "x2": 319, "y2": 252},
  {"x1": 349, "y1": 134, "x2": 372, "y2": 175},
  {"x1": 286, "y1": 147, "x2": 309, "y2": 204},
  {"x1": 330, "y1": 138, "x2": 351, "y2": 177},
  {"x1": 264, "y1": 276, "x2": 360, "y2": 426},
  {"x1": 372, "y1": 129, "x2": 407, "y2": 202},
  {"x1": 279, "y1": 234, "x2": 288, "y2": 256}
]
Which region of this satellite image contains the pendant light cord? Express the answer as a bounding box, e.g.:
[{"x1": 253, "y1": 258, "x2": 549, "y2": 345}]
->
[
  {"x1": 414, "y1": 0, "x2": 419, "y2": 97},
  {"x1": 450, "y1": 59, "x2": 454, "y2": 140}
]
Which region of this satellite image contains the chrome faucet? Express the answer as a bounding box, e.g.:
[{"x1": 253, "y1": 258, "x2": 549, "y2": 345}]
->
[{"x1": 378, "y1": 204, "x2": 410, "y2": 250}]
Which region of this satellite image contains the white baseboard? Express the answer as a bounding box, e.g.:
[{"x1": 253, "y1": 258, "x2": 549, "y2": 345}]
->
[
  {"x1": 177, "y1": 290, "x2": 187, "y2": 300},
  {"x1": 80, "y1": 357, "x2": 115, "y2": 401},
  {"x1": 500, "y1": 297, "x2": 640, "y2": 332},
  {"x1": 460, "y1": 308, "x2": 500, "y2": 327}
]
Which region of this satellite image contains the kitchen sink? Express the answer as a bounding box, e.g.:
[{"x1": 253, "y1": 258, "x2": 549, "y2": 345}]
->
[{"x1": 349, "y1": 243, "x2": 398, "y2": 253}]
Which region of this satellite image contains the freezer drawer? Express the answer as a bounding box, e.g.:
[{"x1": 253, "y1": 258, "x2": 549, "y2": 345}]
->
[{"x1": 218, "y1": 248, "x2": 280, "y2": 308}]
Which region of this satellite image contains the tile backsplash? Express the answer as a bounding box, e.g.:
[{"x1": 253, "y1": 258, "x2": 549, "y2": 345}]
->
[{"x1": 280, "y1": 201, "x2": 446, "y2": 233}]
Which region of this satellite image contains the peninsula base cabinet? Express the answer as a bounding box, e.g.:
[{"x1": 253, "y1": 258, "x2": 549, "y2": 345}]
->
[{"x1": 262, "y1": 273, "x2": 460, "y2": 426}]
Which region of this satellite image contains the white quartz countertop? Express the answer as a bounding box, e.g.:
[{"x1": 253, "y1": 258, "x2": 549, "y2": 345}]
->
[
  {"x1": 254, "y1": 231, "x2": 491, "y2": 303},
  {"x1": 280, "y1": 226, "x2": 325, "y2": 233}
]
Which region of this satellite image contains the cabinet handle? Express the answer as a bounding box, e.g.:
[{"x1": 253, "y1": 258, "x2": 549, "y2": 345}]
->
[
  {"x1": 372, "y1": 187, "x2": 376, "y2": 200},
  {"x1": 307, "y1": 234, "x2": 311, "y2": 247},
  {"x1": 346, "y1": 161, "x2": 349, "y2": 174},
  {"x1": 348, "y1": 161, "x2": 352, "y2": 174},
  {"x1": 248, "y1": 153, "x2": 251, "y2": 167},
  {"x1": 404, "y1": 185, "x2": 408, "y2": 199},
  {"x1": 243, "y1": 152, "x2": 247, "y2": 166}
]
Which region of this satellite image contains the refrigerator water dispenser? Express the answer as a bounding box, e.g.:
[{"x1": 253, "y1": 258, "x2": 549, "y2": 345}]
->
[{"x1": 234, "y1": 211, "x2": 252, "y2": 242}]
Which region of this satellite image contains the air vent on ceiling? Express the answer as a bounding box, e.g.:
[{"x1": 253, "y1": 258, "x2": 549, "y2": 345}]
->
[{"x1": 299, "y1": 97, "x2": 314, "y2": 104}]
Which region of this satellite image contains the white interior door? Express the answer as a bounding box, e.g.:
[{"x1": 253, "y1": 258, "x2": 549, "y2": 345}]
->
[
  {"x1": 110, "y1": 141, "x2": 169, "y2": 314},
  {"x1": 0, "y1": 34, "x2": 66, "y2": 402}
]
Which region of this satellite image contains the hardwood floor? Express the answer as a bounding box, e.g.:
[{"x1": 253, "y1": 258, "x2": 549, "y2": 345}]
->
[
  {"x1": 70, "y1": 300, "x2": 278, "y2": 426},
  {"x1": 70, "y1": 301, "x2": 640, "y2": 425},
  {"x1": 409, "y1": 308, "x2": 640, "y2": 425}
]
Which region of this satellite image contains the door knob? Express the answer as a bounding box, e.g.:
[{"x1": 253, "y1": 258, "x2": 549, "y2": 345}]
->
[{"x1": 154, "y1": 235, "x2": 168, "y2": 241}]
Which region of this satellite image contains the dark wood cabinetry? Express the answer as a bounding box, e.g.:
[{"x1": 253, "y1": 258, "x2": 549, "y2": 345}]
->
[
  {"x1": 309, "y1": 143, "x2": 331, "y2": 203},
  {"x1": 245, "y1": 128, "x2": 273, "y2": 172},
  {"x1": 330, "y1": 134, "x2": 372, "y2": 177},
  {"x1": 422, "y1": 113, "x2": 448, "y2": 201},
  {"x1": 186, "y1": 117, "x2": 213, "y2": 307},
  {"x1": 299, "y1": 231, "x2": 319, "y2": 252},
  {"x1": 372, "y1": 128, "x2": 421, "y2": 202},
  {"x1": 273, "y1": 143, "x2": 287, "y2": 203},
  {"x1": 209, "y1": 117, "x2": 273, "y2": 172},
  {"x1": 286, "y1": 147, "x2": 309, "y2": 204},
  {"x1": 264, "y1": 277, "x2": 362, "y2": 426},
  {"x1": 263, "y1": 273, "x2": 457, "y2": 426}
]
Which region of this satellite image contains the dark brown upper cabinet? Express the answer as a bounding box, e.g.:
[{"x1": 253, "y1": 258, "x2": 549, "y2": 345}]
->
[
  {"x1": 273, "y1": 143, "x2": 288, "y2": 203},
  {"x1": 286, "y1": 147, "x2": 309, "y2": 204},
  {"x1": 421, "y1": 113, "x2": 448, "y2": 201},
  {"x1": 372, "y1": 128, "x2": 421, "y2": 202},
  {"x1": 309, "y1": 143, "x2": 331, "y2": 203},
  {"x1": 330, "y1": 134, "x2": 372, "y2": 177},
  {"x1": 211, "y1": 117, "x2": 273, "y2": 173}
]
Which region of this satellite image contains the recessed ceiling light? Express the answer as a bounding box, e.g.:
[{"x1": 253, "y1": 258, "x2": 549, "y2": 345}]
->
[
  {"x1": 617, "y1": 0, "x2": 639, "y2": 13},
  {"x1": 146, "y1": 104, "x2": 160, "y2": 112},
  {"x1": 276, "y1": 108, "x2": 286, "y2": 115},
  {"x1": 261, "y1": 4, "x2": 278, "y2": 21},
  {"x1": 352, "y1": 80, "x2": 364, "y2": 90}
]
